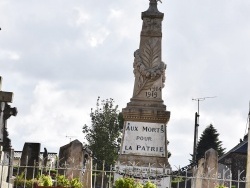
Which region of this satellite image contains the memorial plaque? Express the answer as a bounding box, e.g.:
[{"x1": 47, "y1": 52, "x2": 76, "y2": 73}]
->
[{"x1": 121, "y1": 121, "x2": 166, "y2": 157}]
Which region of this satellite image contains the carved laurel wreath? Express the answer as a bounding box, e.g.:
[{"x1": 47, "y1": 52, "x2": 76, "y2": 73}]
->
[{"x1": 133, "y1": 39, "x2": 166, "y2": 96}]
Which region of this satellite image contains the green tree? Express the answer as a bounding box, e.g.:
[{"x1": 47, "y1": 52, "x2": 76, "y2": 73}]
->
[
  {"x1": 82, "y1": 97, "x2": 123, "y2": 169},
  {"x1": 195, "y1": 124, "x2": 225, "y2": 163}
]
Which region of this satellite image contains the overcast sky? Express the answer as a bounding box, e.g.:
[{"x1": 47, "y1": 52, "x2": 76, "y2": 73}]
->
[{"x1": 1, "y1": 0, "x2": 250, "y2": 168}]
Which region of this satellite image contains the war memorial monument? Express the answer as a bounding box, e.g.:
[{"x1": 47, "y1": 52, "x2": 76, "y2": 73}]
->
[{"x1": 115, "y1": 0, "x2": 171, "y2": 187}]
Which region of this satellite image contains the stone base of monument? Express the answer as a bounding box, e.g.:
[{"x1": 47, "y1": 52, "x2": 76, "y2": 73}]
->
[{"x1": 114, "y1": 162, "x2": 171, "y2": 188}]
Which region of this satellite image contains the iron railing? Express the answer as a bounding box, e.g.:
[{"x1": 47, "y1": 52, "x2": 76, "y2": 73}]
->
[{"x1": 0, "y1": 158, "x2": 247, "y2": 188}]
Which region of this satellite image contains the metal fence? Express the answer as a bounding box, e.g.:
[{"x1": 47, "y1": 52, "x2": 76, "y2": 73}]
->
[
  {"x1": 0, "y1": 158, "x2": 247, "y2": 188},
  {"x1": 170, "y1": 170, "x2": 246, "y2": 188}
]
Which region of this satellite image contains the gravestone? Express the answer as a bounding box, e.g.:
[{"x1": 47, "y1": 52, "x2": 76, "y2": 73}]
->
[
  {"x1": 203, "y1": 148, "x2": 218, "y2": 188},
  {"x1": 58, "y1": 140, "x2": 89, "y2": 180},
  {"x1": 115, "y1": 1, "x2": 171, "y2": 187},
  {"x1": 192, "y1": 148, "x2": 218, "y2": 188},
  {"x1": 192, "y1": 158, "x2": 205, "y2": 188},
  {"x1": 20, "y1": 142, "x2": 41, "y2": 179},
  {"x1": 58, "y1": 140, "x2": 92, "y2": 187}
]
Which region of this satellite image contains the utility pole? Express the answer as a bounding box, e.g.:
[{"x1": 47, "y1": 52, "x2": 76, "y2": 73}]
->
[
  {"x1": 192, "y1": 96, "x2": 216, "y2": 164},
  {"x1": 245, "y1": 102, "x2": 250, "y2": 188}
]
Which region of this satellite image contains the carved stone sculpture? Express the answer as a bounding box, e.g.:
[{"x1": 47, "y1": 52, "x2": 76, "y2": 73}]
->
[{"x1": 133, "y1": 39, "x2": 166, "y2": 98}]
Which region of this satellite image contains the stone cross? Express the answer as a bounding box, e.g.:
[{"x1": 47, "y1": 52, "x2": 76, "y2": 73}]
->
[
  {"x1": 0, "y1": 76, "x2": 17, "y2": 144},
  {"x1": 0, "y1": 77, "x2": 13, "y2": 103}
]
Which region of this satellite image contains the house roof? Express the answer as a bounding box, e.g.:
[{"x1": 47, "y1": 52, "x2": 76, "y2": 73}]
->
[{"x1": 218, "y1": 135, "x2": 247, "y2": 163}]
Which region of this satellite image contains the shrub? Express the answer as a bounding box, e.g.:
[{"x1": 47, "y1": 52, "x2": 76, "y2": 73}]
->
[
  {"x1": 70, "y1": 178, "x2": 83, "y2": 188},
  {"x1": 115, "y1": 177, "x2": 143, "y2": 188},
  {"x1": 38, "y1": 174, "x2": 53, "y2": 186},
  {"x1": 143, "y1": 181, "x2": 157, "y2": 188},
  {"x1": 14, "y1": 173, "x2": 82, "y2": 188},
  {"x1": 171, "y1": 176, "x2": 184, "y2": 184},
  {"x1": 14, "y1": 173, "x2": 38, "y2": 188},
  {"x1": 56, "y1": 175, "x2": 70, "y2": 187},
  {"x1": 115, "y1": 177, "x2": 157, "y2": 188},
  {"x1": 215, "y1": 185, "x2": 226, "y2": 188}
]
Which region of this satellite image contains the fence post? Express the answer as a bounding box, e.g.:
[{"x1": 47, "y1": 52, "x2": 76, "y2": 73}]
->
[
  {"x1": 31, "y1": 160, "x2": 36, "y2": 188},
  {"x1": 101, "y1": 160, "x2": 105, "y2": 188},
  {"x1": 238, "y1": 170, "x2": 245, "y2": 188},
  {"x1": 15, "y1": 159, "x2": 21, "y2": 188},
  {"x1": 93, "y1": 163, "x2": 97, "y2": 188},
  {"x1": 23, "y1": 156, "x2": 29, "y2": 188},
  {"x1": 64, "y1": 161, "x2": 67, "y2": 176},
  {"x1": 184, "y1": 169, "x2": 188, "y2": 188},
  {"x1": 0, "y1": 147, "x2": 3, "y2": 188},
  {"x1": 108, "y1": 164, "x2": 112, "y2": 188},
  {"x1": 229, "y1": 170, "x2": 232, "y2": 188}
]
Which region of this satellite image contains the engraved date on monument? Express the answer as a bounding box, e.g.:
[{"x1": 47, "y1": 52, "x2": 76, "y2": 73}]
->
[{"x1": 145, "y1": 87, "x2": 161, "y2": 98}]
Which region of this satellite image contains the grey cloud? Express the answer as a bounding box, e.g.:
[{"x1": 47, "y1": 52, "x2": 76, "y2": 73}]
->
[{"x1": 1, "y1": 0, "x2": 250, "y2": 168}]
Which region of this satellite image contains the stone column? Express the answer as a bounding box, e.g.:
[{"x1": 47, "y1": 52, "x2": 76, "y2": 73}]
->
[{"x1": 118, "y1": 0, "x2": 170, "y2": 169}]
